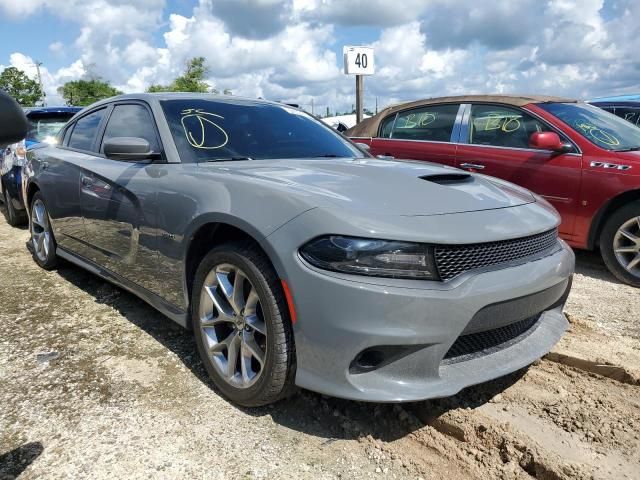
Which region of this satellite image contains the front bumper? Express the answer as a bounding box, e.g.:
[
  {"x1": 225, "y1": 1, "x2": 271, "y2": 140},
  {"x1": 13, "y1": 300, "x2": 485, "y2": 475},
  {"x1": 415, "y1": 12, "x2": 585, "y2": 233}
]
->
[{"x1": 276, "y1": 236, "x2": 574, "y2": 402}]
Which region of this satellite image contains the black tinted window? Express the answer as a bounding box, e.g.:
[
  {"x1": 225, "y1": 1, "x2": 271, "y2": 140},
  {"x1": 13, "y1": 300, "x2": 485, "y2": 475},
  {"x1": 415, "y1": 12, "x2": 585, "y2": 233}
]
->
[
  {"x1": 161, "y1": 99, "x2": 364, "y2": 162},
  {"x1": 391, "y1": 104, "x2": 459, "y2": 142},
  {"x1": 102, "y1": 104, "x2": 160, "y2": 152},
  {"x1": 68, "y1": 109, "x2": 106, "y2": 151},
  {"x1": 613, "y1": 107, "x2": 640, "y2": 126},
  {"x1": 469, "y1": 105, "x2": 551, "y2": 149}
]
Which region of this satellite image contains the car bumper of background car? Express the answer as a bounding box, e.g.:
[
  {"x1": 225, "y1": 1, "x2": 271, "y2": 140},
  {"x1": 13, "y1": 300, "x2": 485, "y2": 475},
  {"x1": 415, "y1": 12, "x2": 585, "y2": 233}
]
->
[
  {"x1": 1, "y1": 166, "x2": 26, "y2": 211},
  {"x1": 285, "y1": 241, "x2": 574, "y2": 402}
]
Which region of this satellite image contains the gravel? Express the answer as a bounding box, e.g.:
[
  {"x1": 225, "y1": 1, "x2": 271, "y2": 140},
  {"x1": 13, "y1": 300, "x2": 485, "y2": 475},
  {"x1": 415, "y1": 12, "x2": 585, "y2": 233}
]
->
[{"x1": 1, "y1": 213, "x2": 639, "y2": 479}]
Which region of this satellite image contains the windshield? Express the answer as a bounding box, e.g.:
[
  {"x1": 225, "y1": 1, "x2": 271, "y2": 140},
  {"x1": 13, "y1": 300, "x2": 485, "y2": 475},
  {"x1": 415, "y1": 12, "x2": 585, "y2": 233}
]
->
[
  {"x1": 27, "y1": 114, "x2": 76, "y2": 142},
  {"x1": 539, "y1": 102, "x2": 640, "y2": 151},
  {"x1": 161, "y1": 99, "x2": 365, "y2": 162}
]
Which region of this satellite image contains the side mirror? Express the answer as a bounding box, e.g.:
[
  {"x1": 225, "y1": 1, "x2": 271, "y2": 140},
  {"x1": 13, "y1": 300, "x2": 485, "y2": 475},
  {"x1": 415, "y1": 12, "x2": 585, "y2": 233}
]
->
[
  {"x1": 529, "y1": 131, "x2": 573, "y2": 153},
  {"x1": 104, "y1": 137, "x2": 155, "y2": 161},
  {"x1": 0, "y1": 93, "x2": 28, "y2": 148}
]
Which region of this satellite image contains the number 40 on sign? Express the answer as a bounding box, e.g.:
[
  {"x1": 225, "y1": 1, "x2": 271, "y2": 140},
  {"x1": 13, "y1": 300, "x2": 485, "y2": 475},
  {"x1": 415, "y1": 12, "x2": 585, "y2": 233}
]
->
[{"x1": 343, "y1": 46, "x2": 375, "y2": 76}]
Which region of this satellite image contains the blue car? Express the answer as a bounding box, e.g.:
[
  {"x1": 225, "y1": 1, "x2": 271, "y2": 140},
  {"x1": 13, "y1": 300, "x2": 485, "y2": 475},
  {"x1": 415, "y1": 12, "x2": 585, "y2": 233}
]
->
[
  {"x1": 1, "y1": 106, "x2": 81, "y2": 225},
  {"x1": 590, "y1": 94, "x2": 640, "y2": 127}
]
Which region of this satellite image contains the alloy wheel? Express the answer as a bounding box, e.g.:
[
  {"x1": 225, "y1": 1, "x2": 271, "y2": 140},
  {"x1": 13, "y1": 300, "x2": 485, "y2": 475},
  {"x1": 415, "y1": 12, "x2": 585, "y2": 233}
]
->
[
  {"x1": 198, "y1": 263, "x2": 267, "y2": 388},
  {"x1": 31, "y1": 198, "x2": 51, "y2": 262},
  {"x1": 613, "y1": 216, "x2": 640, "y2": 278}
]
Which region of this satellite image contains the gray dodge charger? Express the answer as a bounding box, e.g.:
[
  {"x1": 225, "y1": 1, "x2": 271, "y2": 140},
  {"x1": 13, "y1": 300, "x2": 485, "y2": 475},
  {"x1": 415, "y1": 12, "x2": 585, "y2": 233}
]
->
[{"x1": 23, "y1": 93, "x2": 575, "y2": 406}]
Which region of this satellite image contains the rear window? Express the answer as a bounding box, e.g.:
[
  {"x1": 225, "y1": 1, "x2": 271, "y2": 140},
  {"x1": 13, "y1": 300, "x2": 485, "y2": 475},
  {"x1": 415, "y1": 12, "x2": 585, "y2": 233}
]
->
[
  {"x1": 27, "y1": 113, "x2": 76, "y2": 143},
  {"x1": 160, "y1": 99, "x2": 364, "y2": 162}
]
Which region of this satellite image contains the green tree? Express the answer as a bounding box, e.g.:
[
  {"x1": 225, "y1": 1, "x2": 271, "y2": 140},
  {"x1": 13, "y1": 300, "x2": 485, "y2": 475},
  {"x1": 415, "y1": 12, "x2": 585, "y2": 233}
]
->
[
  {"x1": 147, "y1": 57, "x2": 222, "y2": 93},
  {"x1": 57, "y1": 79, "x2": 122, "y2": 106},
  {"x1": 0, "y1": 67, "x2": 44, "y2": 106}
]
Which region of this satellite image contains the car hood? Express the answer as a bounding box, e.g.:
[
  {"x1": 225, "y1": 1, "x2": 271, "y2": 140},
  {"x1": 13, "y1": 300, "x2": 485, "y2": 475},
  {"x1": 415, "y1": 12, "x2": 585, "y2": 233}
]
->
[{"x1": 201, "y1": 157, "x2": 536, "y2": 216}]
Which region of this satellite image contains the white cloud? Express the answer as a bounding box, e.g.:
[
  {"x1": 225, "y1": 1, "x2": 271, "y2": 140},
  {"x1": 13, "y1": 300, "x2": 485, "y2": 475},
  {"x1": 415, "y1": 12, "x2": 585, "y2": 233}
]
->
[{"x1": 1, "y1": 0, "x2": 639, "y2": 112}]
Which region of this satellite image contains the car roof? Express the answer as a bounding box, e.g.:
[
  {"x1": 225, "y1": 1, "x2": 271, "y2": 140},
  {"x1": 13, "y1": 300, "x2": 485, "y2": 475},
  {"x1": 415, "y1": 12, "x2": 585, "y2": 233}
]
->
[
  {"x1": 24, "y1": 106, "x2": 82, "y2": 117},
  {"x1": 87, "y1": 92, "x2": 289, "y2": 110},
  {"x1": 590, "y1": 94, "x2": 640, "y2": 102},
  {"x1": 590, "y1": 100, "x2": 640, "y2": 107},
  {"x1": 346, "y1": 94, "x2": 578, "y2": 137}
]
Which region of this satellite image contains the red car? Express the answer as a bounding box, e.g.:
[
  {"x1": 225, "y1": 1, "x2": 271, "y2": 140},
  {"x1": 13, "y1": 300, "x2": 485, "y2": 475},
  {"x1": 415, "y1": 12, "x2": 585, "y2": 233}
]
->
[{"x1": 348, "y1": 95, "x2": 640, "y2": 286}]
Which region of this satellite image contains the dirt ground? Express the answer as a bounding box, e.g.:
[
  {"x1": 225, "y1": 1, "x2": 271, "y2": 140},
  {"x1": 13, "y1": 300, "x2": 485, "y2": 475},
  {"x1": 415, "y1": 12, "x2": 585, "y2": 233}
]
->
[{"x1": 1, "y1": 213, "x2": 639, "y2": 480}]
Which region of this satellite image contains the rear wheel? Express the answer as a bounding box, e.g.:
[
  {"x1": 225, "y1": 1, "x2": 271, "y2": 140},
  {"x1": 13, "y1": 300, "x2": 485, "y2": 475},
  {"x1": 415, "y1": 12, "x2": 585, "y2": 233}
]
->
[
  {"x1": 191, "y1": 242, "x2": 296, "y2": 406},
  {"x1": 600, "y1": 201, "x2": 640, "y2": 287},
  {"x1": 29, "y1": 192, "x2": 58, "y2": 270}
]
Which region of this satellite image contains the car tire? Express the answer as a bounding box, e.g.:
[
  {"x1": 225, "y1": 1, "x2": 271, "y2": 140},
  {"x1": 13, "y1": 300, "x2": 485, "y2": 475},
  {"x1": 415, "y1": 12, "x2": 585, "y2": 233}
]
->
[
  {"x1": 29, "y1": 191, "x2": 58, "y2": 270},
  {"x1": 191, "y1": 241, "x2": 296, "y2": 407},
  {"x1": 2, "y1": 185, "x2": 26, "y2": 227},
  {"x1": 599, "y1": 201, "x2": 640, "y2": 287}
]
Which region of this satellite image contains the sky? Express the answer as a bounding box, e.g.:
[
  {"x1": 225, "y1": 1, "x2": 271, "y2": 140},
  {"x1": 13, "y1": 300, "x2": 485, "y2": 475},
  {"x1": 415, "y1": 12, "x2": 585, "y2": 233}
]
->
[{"x1": 0, "y1": 0, "x2": 639, "y2": 114}]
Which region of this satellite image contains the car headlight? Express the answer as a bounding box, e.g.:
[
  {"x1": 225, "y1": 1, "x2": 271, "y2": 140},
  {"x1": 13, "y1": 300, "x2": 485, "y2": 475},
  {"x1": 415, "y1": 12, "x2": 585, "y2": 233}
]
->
[{"x1": 299, "y1": 235, "x2": 440, "y2": 280}]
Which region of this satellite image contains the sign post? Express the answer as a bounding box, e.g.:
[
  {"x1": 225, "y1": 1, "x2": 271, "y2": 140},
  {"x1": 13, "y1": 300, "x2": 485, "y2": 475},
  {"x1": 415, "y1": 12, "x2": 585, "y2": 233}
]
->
[{"x1": 343, "y1": 46, "x2": 375, "y2": 124}]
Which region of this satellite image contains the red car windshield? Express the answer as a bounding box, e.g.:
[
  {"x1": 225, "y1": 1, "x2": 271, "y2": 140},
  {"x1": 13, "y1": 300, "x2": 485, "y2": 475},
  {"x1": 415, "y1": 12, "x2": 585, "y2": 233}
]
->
[{"x1": 539, "y1": 102, "x2": 640, "y2": 152}]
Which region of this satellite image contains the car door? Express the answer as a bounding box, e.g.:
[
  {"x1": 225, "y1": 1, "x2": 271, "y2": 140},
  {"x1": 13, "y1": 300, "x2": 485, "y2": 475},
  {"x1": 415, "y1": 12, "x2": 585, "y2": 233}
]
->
[
  {"x1": 37, "y1": 107, "x2": 108, "y2": 252},
  {"x1": 367, "y1": 103, "x2": 462, "y2": 166},
  {"x1": 78, "y1": 102, "x2": 164, "y2": 296},
  {"x1": 455, "y1": 104, "x2": 582, "y2": 237}
]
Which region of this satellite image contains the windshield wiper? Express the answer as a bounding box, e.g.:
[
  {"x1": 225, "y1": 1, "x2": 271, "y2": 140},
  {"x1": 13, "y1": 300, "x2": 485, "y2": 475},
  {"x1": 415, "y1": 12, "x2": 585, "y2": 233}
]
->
[
  {"x1": 614, "y1": 147, "x2": 640, "y2": 152},
  {"x1": 312, "y1": 154, "x2": 345, "y2": 158},
  {"x1": 205, "y1": 156, "x2": 253, "y2": 162}
]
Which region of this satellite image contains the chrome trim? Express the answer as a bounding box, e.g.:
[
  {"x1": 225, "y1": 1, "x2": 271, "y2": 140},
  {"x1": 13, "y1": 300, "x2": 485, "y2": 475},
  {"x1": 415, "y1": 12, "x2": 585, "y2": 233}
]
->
[
  {"x1": 460, "y1": 163, "x2": 485, "y2": 170},
  {"x1": 367, "y1": 137, "x2": 457, "y2": 146},
  {"x1": 456, "y1": 141, "x2": 583, "y2": 156},
  {"x1": 590, "y1": 161, "x2": 632, "y2": 171},
  {"x1": 457, "y1": 104, "x2": 472, "y2": 144},
  {"x1": 450, "y1": 104, "x2": 468, "y2": 143}
]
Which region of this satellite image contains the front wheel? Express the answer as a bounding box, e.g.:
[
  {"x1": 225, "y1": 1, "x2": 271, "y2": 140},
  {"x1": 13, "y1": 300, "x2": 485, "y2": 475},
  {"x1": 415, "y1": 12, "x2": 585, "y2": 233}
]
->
[
  {"x1": 191, "y1": 242, "x2": 296, "y2": 406},
  {"x1": 600, "y1": 201, "x2": 640, "y2": 287},
  {"x1": 29, "y1": 192, "x2": 58, "y2": 270}
]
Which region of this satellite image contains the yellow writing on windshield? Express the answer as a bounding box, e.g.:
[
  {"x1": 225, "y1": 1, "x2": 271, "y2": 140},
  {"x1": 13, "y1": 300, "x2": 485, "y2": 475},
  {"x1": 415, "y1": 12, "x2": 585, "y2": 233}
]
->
[
  {"x1": 573, "y1": 121, "x2": 620, "y2": 147},
  {"x1": 180, "y1": 108, "x2": 229, "y2": 149}
]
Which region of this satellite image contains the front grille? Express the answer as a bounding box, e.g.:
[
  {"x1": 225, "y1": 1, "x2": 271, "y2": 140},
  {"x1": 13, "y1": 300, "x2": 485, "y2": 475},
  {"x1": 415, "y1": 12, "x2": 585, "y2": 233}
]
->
[
  {"x1": 434, "y1": 229, "x2": 559, "y2": 281},
  {"x1": 443, "y1": 315, "x2": 540, "y2": 364}
]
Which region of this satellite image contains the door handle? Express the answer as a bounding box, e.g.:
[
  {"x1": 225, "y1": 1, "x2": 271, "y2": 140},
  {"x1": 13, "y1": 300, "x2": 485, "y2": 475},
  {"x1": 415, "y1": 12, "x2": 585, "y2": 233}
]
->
[
  {"x1": 460, "y1": 163, "x2": 485, "y2": 170},
  {"x1": 41, "y1": 161, "x2": 49, "y2": 170}
]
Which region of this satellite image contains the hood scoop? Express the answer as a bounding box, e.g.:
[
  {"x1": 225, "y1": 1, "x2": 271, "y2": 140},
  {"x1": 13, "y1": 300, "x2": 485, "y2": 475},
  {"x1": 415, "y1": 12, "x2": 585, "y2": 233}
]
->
[{"x1": 420, "y1": 173, "x2": 474, "y2": 186}]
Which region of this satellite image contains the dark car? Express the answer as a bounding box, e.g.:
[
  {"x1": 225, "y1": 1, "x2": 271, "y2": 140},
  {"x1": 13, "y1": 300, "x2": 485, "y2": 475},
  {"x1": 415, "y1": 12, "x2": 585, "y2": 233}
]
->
[
  {"x1": 22, "y1": 93, "x2": 573, "y2": 407},
  {"x1": 1, "y1": 106, "x2": 81, "y2": 225},
  {"x1": 348, "y1": 95, "x2": 640, "y2": 287},
  {"x1": 590, "y1": 94, "x2": 640, "y2": 126}
]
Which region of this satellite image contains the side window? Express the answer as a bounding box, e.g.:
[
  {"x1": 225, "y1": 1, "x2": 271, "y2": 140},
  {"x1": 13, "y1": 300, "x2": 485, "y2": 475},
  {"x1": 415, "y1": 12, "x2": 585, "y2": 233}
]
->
[
  {"x1": 101, "y1": 104, "x2": 160, "y2": 153},
  {"x1": 469, "y1": 105, "x2": 551, "y2": 149},
  {"x1": 379, "y1": 114, "x2": 396, "y2": 138},
  {"x1": 613, "y1": 107, "x2": 640, "y2": 126},
  {"x1": 68, "y1": 108, "x2": 106, "y2": 151},
  {"x1": 391, "y1": 104, "x2": 459, "y2": 142}
]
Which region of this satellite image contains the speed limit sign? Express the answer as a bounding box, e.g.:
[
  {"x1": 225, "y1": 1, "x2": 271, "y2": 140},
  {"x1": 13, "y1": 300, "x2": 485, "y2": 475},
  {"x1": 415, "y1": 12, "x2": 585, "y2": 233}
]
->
[{"x1": 343, "y1": 46, "x2": 375, "y2": 76}]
